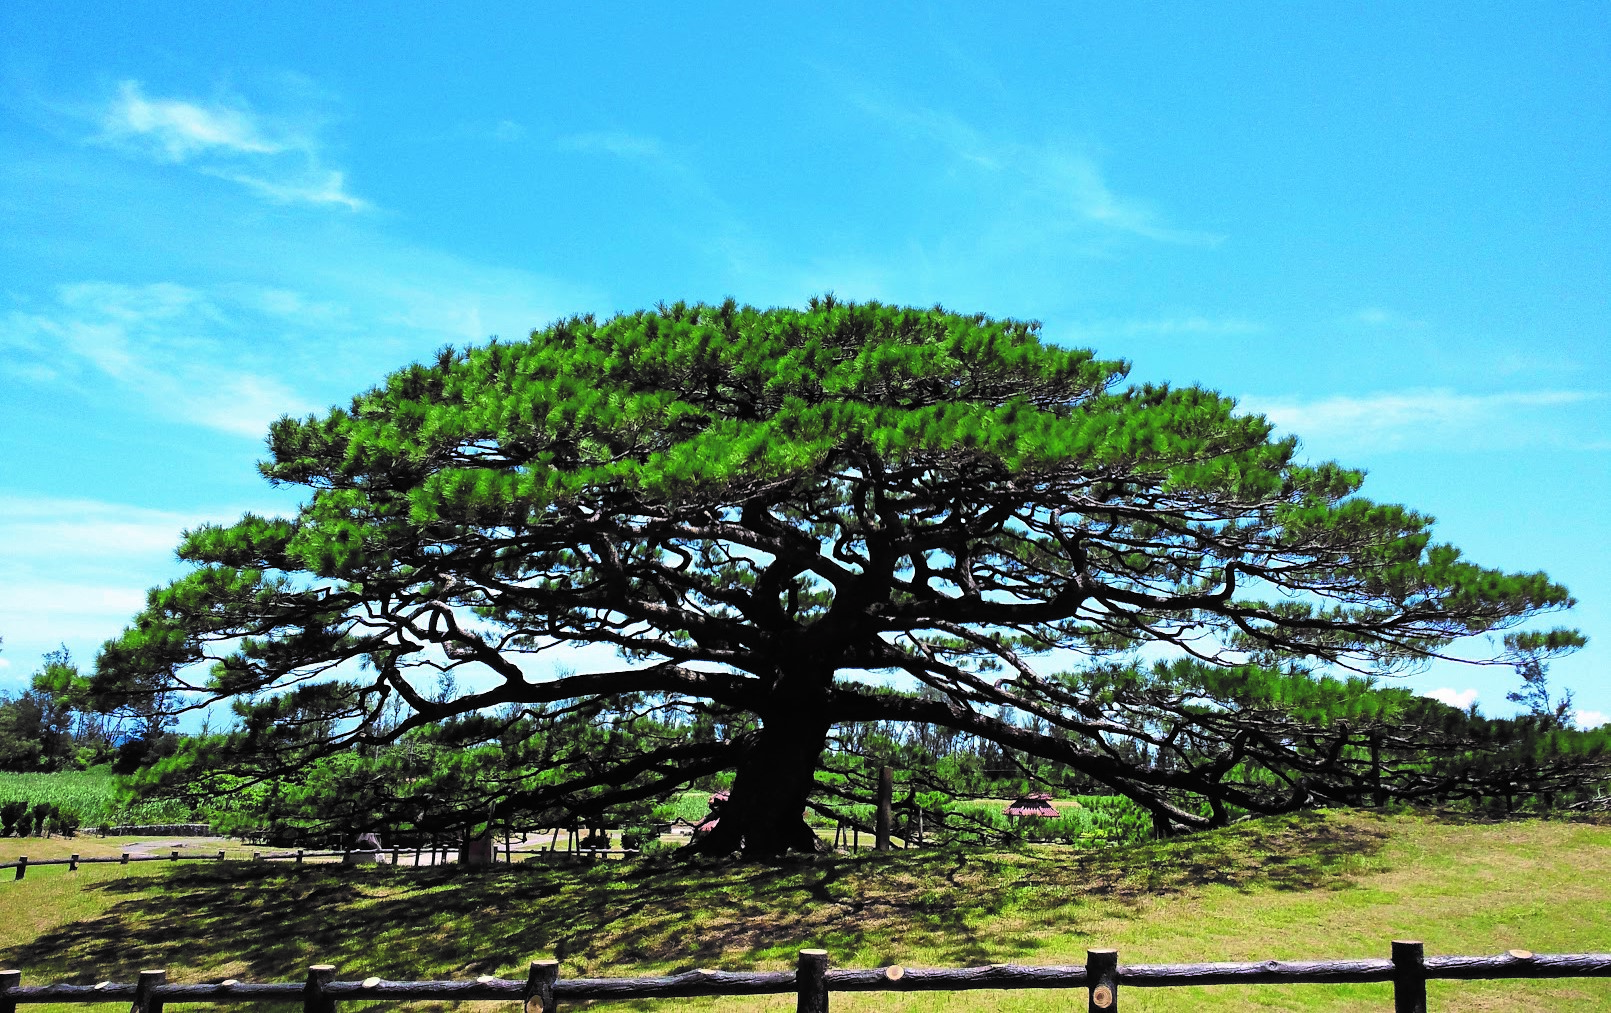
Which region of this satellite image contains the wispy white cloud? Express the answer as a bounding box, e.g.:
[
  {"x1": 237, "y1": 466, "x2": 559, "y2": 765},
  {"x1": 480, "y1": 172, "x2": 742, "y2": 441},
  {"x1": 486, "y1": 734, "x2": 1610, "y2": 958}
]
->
[
  {"x1": 212, "y1": 167, "x2": 363, "y2": 210},
  {"x1": 0, "y1": 205, "x2": 599, "y2": 437},
  {"x1": 95, "y1": 80, "x2": 365, "y2": 210},
  {"x1": 1426, "y1": 687, "x2": 1479, "y2": 709},
  {"x1": 559, "y1": 130, "x2": 666, "y2": 160},
  {"x1": 1350, "y1": 306, "x2": 1427, "y2": 329},
  {"x1": 1577, "y1": 710, "x2": 1608, "y2": 730},
  {"x1": 852, "y1": 99, "x2": 1221, "y2": 247},
  {"x1": 1243, "y1": 388, "x2": 1607, "y2": 454},
  {"x1": 1, "y1": 281, "x2": 317, "y2": 437},
  {"x1": 103, "y1": 80, "x2": 284, "y2": 159},
  {"x1": 0, "y1": 494, "x2": 283, "y2": 687}
]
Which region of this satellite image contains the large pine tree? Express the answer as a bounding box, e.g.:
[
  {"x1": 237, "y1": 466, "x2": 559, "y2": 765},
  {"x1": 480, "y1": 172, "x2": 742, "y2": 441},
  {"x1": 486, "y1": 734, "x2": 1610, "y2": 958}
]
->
[{"x1": 94, "y1": 299, "x2": 1597, "y2": 855}]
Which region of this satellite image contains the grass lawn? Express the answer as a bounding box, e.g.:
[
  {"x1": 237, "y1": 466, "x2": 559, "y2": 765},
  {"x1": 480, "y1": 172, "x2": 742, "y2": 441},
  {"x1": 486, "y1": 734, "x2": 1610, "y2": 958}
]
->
[{"x1": 0, "y1": 809, "x2": 1606, "y2": 1012}]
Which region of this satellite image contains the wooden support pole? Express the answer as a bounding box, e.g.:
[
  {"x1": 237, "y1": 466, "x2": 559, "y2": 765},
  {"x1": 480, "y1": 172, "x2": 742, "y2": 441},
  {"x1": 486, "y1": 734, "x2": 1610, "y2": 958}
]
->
[
  {"x1": 796, "y1": 948, "x2": 829, "y2": 1013},
  {"x1": 133, "y1": 969, "x2": 166, "y2": 1013},
  {"x1": 391, "y1": 846, "x2": 400, "y2": 867},
  {"x1": 1, "y1": 968, "x2": 20, "y2": 1013},
  {"x1": 1393, "y1": 940, "x2": 1427, "y2": 1013},
  {"x1": 1370, "y1": 733, "x2": 1386, "y2": 807},
  {"x1": 875, "y1": 766, "x2": 893, "y2": 851},
  {"x1": 1087, "y1": 948, "x2": 1118, "y2": 1012},
  {"x1": 524, "y1": 959, "x2": 559, "y2": 1013},
  {"x1": 13, "y1": 858, "x2": 23, "y2": 881},
  {"x1": 304, "y1": 964, "x2": 336, "y2": 1013}
]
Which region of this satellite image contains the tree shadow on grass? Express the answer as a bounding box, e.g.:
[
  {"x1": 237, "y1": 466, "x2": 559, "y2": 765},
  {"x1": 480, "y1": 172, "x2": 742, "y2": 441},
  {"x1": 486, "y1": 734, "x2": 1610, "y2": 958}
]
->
[{"x1": 3, "y1": 810, "x2": 1390, "y2": 986}]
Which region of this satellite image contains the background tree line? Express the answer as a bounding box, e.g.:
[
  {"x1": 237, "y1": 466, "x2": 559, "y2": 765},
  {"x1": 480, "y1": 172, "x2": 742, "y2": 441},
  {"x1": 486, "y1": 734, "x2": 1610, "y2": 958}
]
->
[{"x1": 0, "y1": 639, "x2": 177, "y2": 774}]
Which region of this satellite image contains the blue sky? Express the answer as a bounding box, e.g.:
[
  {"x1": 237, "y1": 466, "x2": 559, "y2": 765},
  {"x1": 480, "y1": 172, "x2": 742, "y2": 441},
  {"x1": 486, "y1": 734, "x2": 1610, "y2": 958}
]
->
[{"x1": 2, "y1": 3, "x2": 1607, "y2": 723}]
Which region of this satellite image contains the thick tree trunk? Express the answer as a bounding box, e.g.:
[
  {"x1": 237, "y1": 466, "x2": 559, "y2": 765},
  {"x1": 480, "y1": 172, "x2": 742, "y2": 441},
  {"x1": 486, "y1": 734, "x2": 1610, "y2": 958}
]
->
[{"x1": 687, "y1": 667, "x2": 831, "y2": 858}]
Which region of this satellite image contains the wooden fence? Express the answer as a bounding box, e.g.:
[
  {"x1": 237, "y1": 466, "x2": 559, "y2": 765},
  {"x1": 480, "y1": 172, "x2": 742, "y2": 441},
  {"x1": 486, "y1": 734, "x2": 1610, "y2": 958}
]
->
[
  {"x1": 0, "y1": 846, "x2": 639, "y2": 880},
  {"x1": 96, "y1": 825, "x2": 214, "y2": 837},
  {"x1": 3, "y1": 944, "x2": 1609, "y2": 1012}
]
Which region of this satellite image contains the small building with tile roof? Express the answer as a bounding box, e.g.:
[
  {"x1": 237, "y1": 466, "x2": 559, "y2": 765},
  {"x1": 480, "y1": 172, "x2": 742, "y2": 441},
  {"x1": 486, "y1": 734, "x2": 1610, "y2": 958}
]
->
[{"x1": 1004, "y1": 792, "x2": 1059, "y2": 818}]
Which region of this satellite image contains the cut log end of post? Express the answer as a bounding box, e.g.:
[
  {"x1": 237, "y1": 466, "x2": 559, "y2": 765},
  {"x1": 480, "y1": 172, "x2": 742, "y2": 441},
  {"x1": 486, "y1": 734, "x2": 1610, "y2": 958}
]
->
[
  {"x1": 1086, "y1": 948, "x2": 1119, "y2": 1013},
  {"x1": 524, "y1": 958, "x2": 560, "y2": 1013},
  {"x1": 883, "y1": 965, "x2": 905, "y2": 981}
]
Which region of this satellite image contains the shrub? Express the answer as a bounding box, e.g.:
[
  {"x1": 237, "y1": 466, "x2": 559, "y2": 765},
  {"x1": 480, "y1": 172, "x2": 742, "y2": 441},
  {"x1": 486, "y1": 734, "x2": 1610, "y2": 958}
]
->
[
  {"x1": 0, "y1": 800, "x2": 25, "y2": 837},
  {"x1": 49, "y1": 809, "x2": 81, "y2": 838},
  {"x1": 621, "y1": 826, "x2": 658, "y2": 851},
  {"x1": 579, "y1": 831, "x2": 611, "y2": 850},
  {"x1": 29, "y1": 802, "x2": 53, "y2": 837},
  {"x1": 635, "y1": 838, "x2": 677, "y2": 858}
]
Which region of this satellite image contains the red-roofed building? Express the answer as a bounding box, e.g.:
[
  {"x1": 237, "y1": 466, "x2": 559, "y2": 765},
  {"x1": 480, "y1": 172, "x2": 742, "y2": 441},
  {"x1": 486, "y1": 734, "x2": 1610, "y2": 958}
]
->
[{"x1": 1004, "y1": 792, "x2": 1059, "y2": 818}]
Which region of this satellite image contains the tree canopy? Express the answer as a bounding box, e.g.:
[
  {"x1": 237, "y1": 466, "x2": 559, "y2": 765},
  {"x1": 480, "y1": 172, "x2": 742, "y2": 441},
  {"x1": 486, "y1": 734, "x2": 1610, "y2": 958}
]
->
[{"x1": 94, "y1": 298, "x2": 1601, "y2": 855}]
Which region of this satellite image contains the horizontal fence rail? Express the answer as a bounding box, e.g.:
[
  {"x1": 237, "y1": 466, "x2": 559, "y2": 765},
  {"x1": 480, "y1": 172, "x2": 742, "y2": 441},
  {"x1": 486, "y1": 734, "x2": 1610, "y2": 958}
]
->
[
  {"x1": 1, "y1": 852, "x2": 234, "y2": 878},
  {"x1": 3, "y1": 944, "x2": 1609, "y2": 1012},
  {"x1": 0, "y1": 846, "x2": 637, "y2": 879},
  {"x1": 96, "y1": 824, "x2": 214, "y2": 837}
]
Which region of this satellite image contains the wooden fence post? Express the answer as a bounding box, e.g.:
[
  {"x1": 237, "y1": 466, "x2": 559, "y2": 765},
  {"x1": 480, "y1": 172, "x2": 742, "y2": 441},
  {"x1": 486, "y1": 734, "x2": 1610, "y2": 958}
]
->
[
  {"x1": 170, "y1": 851, "x2": 178, "y2": 862},
  {"x1": 1392, "y1": 940, "x2": 1426, "y2": 1013},
  {"x1": 120, "y1": 852, "x2": 129, "y2": 865},
  {"x1": 1086, "y1": 948, "x2": 1118, "y2": 1012},
  {"x1": 304, "y1": 964, "x2": 336, "y2": 1013},
  {"x1": 796, "y1": 948, "x2": 829, "y2": 1013},
  {"x1": 1, "y1": 968, "x2": 20, "y2": 1013},
  {"x1": 1370, "y1": 732, "x2": 1387, "y2": 807},
  {"x1": 875, "y1": 766, "x2": 893, "y2": 851},
  {"x1": 524, "y1": 959, "x2": 558, "y2": 1013},
  {"x1": 69, "y1": 854, "x2": 79, "y2": 871},
  {"x1": 217, "y1": 850, "x2": 225, "y2": 861},
  {"x1": 133, "y1": 969, "x2": 166, "y2": 1013},
  {"x1": 13, "y1": 858, "x2": 24, "y2": 881},
  {"x1": 296, "y1": 850, "x2": 304, "y2": 865}
]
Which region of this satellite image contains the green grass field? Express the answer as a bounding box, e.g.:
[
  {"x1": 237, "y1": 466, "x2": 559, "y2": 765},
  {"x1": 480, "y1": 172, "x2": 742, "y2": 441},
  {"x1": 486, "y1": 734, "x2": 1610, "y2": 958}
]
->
[
  {"x1": 0, "y1": 769, "x2": 195, "y2": 829},
  {"x1": 0, "y1": 809, "x2": 1606, "y2": 1012}
]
